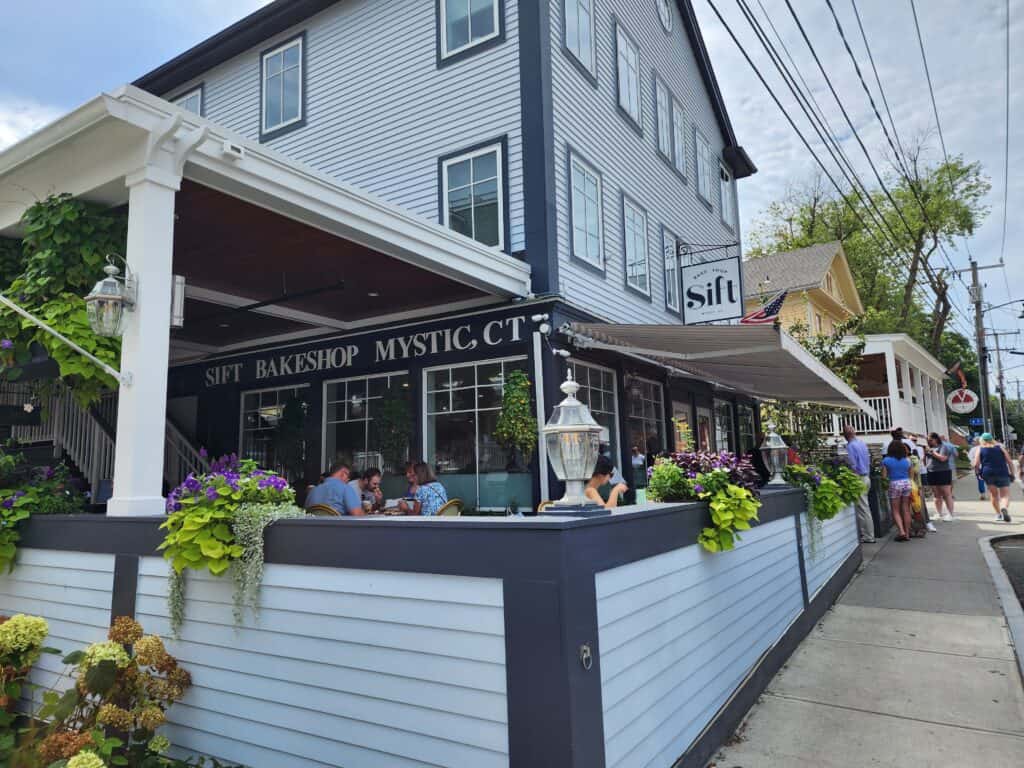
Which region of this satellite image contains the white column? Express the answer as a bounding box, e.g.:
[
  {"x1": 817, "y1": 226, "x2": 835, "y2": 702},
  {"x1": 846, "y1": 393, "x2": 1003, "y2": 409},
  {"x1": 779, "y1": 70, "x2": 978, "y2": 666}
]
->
[
  {"x1": 883, "y1": 349, "x2": 899, "y2": 430},
  {"x1": 106, "y1": 166, "x2": 180, "y2": 516}
]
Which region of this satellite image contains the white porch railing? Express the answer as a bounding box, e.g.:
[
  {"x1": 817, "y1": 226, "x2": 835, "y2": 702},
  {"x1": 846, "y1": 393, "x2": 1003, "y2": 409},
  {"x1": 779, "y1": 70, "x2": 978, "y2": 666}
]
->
[
  {"x1": 165, "y1": 418, "x2": 208, "y2": 489},
  {"x1": 820, "y1": 395, "x2": 894, "y2": 436},
  {"x1": 1, "y1": 384, "x2": 207, "y2": 494}
]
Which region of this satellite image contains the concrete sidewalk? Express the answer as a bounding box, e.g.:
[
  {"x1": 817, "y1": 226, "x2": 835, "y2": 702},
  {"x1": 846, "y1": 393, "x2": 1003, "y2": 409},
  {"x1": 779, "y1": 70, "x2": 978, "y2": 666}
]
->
[{"x1": 711, "y1": 475, "x2": 1024, "y2": 767}]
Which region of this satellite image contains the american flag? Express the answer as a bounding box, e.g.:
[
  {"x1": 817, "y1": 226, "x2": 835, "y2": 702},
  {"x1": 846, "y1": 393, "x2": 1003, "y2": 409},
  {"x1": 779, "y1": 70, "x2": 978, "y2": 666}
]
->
[{"x1": 740, "y1": 290, "x2": 788, "y2": 325}]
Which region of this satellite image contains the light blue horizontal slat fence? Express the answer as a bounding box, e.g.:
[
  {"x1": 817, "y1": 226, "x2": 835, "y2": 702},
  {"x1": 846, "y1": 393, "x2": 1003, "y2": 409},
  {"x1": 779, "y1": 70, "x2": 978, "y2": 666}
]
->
[
  {"x1": 802, "y1": 505, "x2": 859, "y2": 599},
  {"x1": 0, "y1": 548, "x2": 115, "y2": 708},
  {"x1": 595, "y1": 517, "x2": 805, "y2": 768},
  {"x1": 135, "y1": 557, "x2": 510, "y2": 768}
]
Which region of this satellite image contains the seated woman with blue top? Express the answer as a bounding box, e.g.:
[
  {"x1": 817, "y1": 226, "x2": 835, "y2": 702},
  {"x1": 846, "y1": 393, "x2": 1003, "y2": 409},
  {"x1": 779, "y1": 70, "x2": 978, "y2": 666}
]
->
[{"x1": 397, "y1": 462, "x2": 449, "y2": 516}]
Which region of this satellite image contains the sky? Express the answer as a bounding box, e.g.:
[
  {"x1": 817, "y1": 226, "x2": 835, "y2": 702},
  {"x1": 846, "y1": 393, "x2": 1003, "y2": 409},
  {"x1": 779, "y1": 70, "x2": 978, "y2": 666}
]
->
[{"x1": 0, "y1": 0, "x2": 1021, "y2": 379}]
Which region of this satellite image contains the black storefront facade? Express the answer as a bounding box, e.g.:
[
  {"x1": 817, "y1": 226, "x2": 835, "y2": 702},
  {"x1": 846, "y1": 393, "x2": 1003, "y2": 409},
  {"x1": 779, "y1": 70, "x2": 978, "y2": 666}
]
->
[{"x1": 167, "y1": 298, "x2": 761, "y2": 511}]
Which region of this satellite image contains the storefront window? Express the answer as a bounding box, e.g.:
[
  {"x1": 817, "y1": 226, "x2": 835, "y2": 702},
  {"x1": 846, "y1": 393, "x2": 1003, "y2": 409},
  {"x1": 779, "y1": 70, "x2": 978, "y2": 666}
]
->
[
  {"x1": 570, "y1": 361, "x2": 619, "y2": 459},
  {"x1": 672, "y1": 400, "x2": 693, "y2": 452},
  {"x1": 239, "y1": 385, "x2": 309, "y2": 481},
  {"x1": 696, "y1": 406, "x2": 713, "y2": 451},
  {"x1": 323, "y1": 373, "x2": 411, "y2": 499},
  {"x1": 737, "y1": 403, "x2": 756, "y2": 455},
  {"x1": 714, "y1": 399, "x2": 734, "y2": 453},
  {"x1": 626, "y1": 376, "x2": 665, "y2": 460},
  {"x1": 425, "y1": 357, "x2": 531, "y2": 511}
]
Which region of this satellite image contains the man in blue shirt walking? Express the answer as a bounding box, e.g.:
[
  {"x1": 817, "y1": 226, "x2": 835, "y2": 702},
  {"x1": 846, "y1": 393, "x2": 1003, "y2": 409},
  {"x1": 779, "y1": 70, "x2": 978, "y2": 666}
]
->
[
  {"x1": 843, "y1": 424, "x2": 875, "y2": 543},
  {"x1": 305, "y1": 462, "x2": 365, "y2": 515}
]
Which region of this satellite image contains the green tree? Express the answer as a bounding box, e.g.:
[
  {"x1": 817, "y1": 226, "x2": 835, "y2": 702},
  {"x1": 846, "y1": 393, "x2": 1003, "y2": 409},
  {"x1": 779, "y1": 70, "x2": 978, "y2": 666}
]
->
[{"x1": 748, "y1": 144, "x2": 990, "y2": 354}]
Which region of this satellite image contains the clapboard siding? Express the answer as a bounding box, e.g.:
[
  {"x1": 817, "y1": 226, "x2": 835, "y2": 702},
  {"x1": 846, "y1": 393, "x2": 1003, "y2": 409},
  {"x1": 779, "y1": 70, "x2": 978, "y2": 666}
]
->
[
  {"x1": 802, "y1": 505, "x2": 858, "y2": 598},
  {"x1": 0, "y1": 548, "x2": 114, "y2": 705},
  {"x1": 135, "y1": 557, "x2": 509, "y2": 768},
  {"x1": 550, "y1": 0, "x2": 739, "y2": 323},
  {"x1": 164, "y1": 0, "x2": 525, "y2": 252},
  {"x1": 595, "y1": 517, "x2": 803, "y2": 768}
]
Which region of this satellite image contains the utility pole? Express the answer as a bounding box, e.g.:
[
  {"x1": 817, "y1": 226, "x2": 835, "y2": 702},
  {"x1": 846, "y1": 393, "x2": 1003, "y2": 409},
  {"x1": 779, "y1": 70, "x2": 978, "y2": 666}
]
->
[
  {"x1": 985, "y1": 330, "x2": 1020, "y2": 444},
  {"x1": 957, "y1": 260, "x2": 1006, "y2": 434}
]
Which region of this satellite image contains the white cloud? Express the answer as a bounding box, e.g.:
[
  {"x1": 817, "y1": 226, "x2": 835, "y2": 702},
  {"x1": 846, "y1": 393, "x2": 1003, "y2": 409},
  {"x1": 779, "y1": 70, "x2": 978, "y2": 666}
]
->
[{"x1": 0, "y1": 97, "x2": 64, "y2": 152}]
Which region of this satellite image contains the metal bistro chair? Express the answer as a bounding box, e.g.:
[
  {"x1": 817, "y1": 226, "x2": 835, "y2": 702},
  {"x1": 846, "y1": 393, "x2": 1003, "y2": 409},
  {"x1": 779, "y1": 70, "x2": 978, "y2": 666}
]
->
[
  {"x1": 307, "y1": 503, "x2": 341, "y2": 517},
  {"x1": 437, "y1": 499, "x2": 464, "y2": 517}
]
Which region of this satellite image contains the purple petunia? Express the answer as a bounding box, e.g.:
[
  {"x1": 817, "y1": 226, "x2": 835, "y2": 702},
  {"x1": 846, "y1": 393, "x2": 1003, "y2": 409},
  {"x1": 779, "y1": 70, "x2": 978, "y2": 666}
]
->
[
  {"x1": 198, "y1": 446, "x2": 208, "y2": 459},
  {"x1": 693, "y1": 484, "x2": 705, "y2": 494},
  {"x1": 0, "y1": 339, "x2": 12, "y2": 350},
  {"x1": 205, "y1": 486, "x2": 219, "y2": 501}
]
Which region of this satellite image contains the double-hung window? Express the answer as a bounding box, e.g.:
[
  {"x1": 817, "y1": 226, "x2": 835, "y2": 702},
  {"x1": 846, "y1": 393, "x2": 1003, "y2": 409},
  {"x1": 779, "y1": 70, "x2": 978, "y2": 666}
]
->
[
  {"x1": 441, "y1": 0, "x2": 501, "y2": 60},
  {"x1": 442, "y1": 142, "x2": 504, "y2": 249},
  {"x1": 616, "y1": 25, "x2": 641, "y2": 126},
  {"x1": 719, "y1": 164, "x2": 735, "y2": 227},
  {"x1": 261, "y1": 36, "x2": 303, "y2": 137},
  {"x1": 695, "y1": 129, "x2": 713, "y2": 202},
  {"x1": 570, "y1": 153, "x2": 603, "y2": 268},
  {"x1": 663, "y1": 228, "x2": 680, "y2": 312},
  {"x1": 564, "y1": 0, "x2": 595, "y2": 74},
  {"x1": 655, "y1": 79, "x2": 671, "y2": 157},
  {"x1": 672, "y1": 100, "x2": 686, "y2": 175},
  {"x1": 623, "y1": 197, "x2": 649, "y2": 295},
  {"x1": 174, "y1": 87, "x2": 202, "y2": 116}
]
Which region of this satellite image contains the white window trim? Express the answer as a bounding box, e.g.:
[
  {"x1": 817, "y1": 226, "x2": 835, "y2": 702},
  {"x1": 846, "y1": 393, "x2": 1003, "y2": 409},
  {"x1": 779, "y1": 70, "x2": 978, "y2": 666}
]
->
[
  {"x1": 564, "y1": 0, "x2": 596, "y2": 74},
  {"x1": 441, "y1": 142, "x2": 506, "y2": 251},
  {"x1": 261, "y1": 37, "x2": 304, "y2": 134},
  {"x1": 421, "y1": 355, "x2": 529, "y2": 511},
  {"x1": 616, "y1": 25, "x2": 642, "y2": 125},
  {"x1": 655, "y1": 79, "x2": 671, "y2": 158},
  {"x1": 440, "y1": 0, "x2": 501, "y2": 59},
  {"x1": 623, "y1": 196, "x2": 650, "y2": 296},
  {"x1": 569, "y1": 152, "x2": 605, "y2": 268},
  {"x1": 320, "y1": 371, "x2": 410, "y2": 474},
  {"x1": 671, "y1": 100, "x2": 686, "y2": 175},
  {"x1": 570, "y1": 358, "x2": 621, "y2": 455},
  {"x1": 695, "y1": 129, "x2": 712, "y2": 203},
  {"x1": 627, "y1": 375, "x2": 666, "y2": 452},
  {"x1": 719, "y1": 163, "x2": 734, "y2": 228},
  {"x1": 663, "y1": 228, "x2": 680, "y2": 312},
  {"x1": 238, "y1": 383, "x2": 310, "y2": 461},
  {"x1": 173, "y1": 87, "x2": 202, "y2": 116}
]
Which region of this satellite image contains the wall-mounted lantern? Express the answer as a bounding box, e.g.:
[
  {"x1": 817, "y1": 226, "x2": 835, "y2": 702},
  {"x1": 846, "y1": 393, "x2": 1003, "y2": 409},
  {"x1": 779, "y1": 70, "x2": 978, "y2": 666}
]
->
[{"x1": 85, "y1": 260, "x2": 136, "y2": 338}]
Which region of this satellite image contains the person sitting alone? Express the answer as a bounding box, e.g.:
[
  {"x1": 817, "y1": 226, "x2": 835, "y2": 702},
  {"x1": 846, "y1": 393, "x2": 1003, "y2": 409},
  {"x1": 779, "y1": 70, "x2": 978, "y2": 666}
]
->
[
  {"x1": 585, "y1": 456, "x2": 629, "y2": 509},
  {"x1": 349, "y1": 467, "x2": 384, "y2": 513},
  {"x1": 398, "y1": 462, "x2": 449, "y2": 516},
  {"x1": 305, "y1": 462, "x2": 364, "y2": 515}
]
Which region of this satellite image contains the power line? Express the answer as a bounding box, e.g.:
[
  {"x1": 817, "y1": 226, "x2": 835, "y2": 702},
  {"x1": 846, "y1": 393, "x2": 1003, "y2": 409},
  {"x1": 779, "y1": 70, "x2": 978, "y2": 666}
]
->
[{"x1": 999, "y1": 0, "x2": 1013, "y2": 298}]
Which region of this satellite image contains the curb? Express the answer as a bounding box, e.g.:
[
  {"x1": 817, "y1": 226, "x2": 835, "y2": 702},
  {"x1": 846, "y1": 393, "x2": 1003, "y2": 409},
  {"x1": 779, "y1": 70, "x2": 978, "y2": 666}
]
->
[{"x1": 979, "y1": 534, "x2": 1024, "y2": 684}]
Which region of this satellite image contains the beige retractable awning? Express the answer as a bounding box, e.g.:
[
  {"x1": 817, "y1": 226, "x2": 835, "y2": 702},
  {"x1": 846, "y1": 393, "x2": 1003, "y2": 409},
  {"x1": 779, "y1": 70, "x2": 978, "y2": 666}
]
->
[{"x1": 564, "y1": 322, "x2": 875, "y2": 415}]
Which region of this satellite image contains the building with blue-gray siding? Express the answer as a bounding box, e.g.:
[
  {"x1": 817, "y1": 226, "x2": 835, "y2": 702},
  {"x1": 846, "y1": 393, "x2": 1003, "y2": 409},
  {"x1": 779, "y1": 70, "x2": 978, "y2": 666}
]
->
[{"x1": 131, "y1": 0, "x2": 758, "y2": 514}]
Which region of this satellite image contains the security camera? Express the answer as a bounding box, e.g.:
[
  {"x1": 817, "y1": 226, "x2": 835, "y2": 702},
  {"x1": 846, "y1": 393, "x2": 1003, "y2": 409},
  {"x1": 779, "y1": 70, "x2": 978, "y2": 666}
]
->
[
  {"x1": 552, "y1": 348, "x2": 571, "y2": 358},
  {"x1": 530, "y1": 313, "x2": 550, "y2": 323},
  {"x1": 538, "y1": 322, "x2": 551, "y2": 335}
]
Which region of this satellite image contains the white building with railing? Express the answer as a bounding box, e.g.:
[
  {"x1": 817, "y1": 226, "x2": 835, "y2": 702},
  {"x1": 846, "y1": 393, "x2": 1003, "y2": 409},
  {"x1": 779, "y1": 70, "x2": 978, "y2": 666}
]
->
[{"x1": 821, "y1": 334, "x2": 951, "y2": 444}]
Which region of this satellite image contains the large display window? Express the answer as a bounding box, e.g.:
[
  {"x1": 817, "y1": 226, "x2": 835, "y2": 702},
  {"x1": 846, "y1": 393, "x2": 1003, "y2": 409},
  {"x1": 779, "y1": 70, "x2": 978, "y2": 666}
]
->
[
  {"x1": 322, "y1": 372, "x2": 411, "y2": 499},
  {"x1": 239, "y1": 385, "x2": 310, "y2": 482},
  {"x1": 626, "y1": 376, "x2": 665, "y2": 461},
  {"x1": 424, "y1": 357, "x2": 531, "y2": 511}
]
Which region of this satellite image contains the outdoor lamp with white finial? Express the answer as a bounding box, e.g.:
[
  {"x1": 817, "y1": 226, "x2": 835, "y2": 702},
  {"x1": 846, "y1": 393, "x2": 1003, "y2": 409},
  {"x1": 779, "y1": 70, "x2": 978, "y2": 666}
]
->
[
  {"x1": 760, "y1": 421, "x2": 790, "y2": 485},
  {"x1": 85, "y1": 258, "x2": 136, "y2": 338},
  {"x1": 543, "y1": 370, "x2": 605, "y2": 513}
]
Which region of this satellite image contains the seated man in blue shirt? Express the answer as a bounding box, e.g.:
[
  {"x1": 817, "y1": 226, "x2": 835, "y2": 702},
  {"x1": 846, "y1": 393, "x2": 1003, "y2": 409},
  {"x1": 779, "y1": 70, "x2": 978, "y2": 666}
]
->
[{"x1": 305, "y1": 461, "x2": 365, "y2": 515}]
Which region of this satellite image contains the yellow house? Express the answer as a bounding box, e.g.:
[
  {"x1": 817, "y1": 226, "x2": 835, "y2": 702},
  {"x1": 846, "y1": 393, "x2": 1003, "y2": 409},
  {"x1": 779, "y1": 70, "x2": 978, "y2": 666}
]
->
[{"x1": 742, "y1": 241, "x2": 864, "y2": 334}]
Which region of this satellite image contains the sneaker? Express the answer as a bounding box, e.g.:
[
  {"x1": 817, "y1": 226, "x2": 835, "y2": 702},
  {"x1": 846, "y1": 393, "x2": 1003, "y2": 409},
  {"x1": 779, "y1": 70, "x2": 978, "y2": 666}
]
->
[
  {"x1": 996, "y1": 513, "x2": 1004, "y2": 523},
  {"x1": 926, "y1": 522, "x2": 937, "y2": 533},
  {"x1": 940, "y1": 514, "x2": 953, "y2": 522},
  {"x1": 1002, "y1": 508, "x2": 1012, "y2": 523},
  {"x1": 860, "y1": 537, "x2": 876, "y2": 544}
]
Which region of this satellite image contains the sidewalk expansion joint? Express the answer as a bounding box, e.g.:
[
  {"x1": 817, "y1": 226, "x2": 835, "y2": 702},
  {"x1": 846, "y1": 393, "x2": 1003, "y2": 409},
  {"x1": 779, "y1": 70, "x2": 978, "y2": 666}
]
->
[
  {"x1": 809, "y1": 633, "x2": 1015, "y2": 662},
  {"x1": 761, "y1": 691, "x2": 1024, "y2": 740}
]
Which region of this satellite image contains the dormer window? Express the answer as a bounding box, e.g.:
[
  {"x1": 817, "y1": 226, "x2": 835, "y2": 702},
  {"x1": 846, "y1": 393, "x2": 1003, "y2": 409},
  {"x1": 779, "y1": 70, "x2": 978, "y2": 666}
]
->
[
  {"x1": 261, "y1": 35, "x2": 304, "y2": 140},
  {"x1": 440, "y1": 0, "x2": 501, "y2": 61},
  {"x1": 825, "y1": 272, "x2": 835, "y2": 294},
  {"x1": 173, "y1": 87, "x2": 202, "y2": 116}
]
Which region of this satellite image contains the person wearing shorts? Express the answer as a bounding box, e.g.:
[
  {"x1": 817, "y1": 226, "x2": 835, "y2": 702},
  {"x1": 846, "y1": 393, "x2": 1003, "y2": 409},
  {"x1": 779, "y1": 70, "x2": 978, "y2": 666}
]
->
[
  {"x1": 973, "y1": 434, "x2": 1014, "y2": 523},
  {"x1": 882, "y1": 441, "x2": 913, "y2": 541},
  {"x1": 925, "y1": 432, "x2": 955, "y2": 521}
]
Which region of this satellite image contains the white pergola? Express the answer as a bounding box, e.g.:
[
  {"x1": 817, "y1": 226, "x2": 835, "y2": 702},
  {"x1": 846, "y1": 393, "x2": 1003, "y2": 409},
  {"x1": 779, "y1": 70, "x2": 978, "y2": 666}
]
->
[{"x1": 0, "y1": 85, "x2": 532, "y2": 516}]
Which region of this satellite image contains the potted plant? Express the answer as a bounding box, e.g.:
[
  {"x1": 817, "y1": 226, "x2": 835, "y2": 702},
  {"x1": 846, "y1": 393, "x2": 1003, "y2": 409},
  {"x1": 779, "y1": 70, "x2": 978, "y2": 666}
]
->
[{"x1": 493, "y1": 370, "x2": 538, "y2": 472}]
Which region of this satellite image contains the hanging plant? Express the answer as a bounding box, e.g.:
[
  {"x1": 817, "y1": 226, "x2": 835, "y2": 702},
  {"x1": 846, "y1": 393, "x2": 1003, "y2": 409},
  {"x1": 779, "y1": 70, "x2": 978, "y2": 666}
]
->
[
  {"x1": 231, "y1": 502, "x2": 305, "y2": 625},
  {"x1": 493, "y1": 370, "x2": 538, "y2": 466}
]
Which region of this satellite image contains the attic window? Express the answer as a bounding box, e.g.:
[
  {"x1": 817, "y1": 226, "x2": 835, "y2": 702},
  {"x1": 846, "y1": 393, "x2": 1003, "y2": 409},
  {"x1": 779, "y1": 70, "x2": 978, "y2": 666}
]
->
[{"x1": 825, "y1": 272, "x2": 834, "y2": 294}]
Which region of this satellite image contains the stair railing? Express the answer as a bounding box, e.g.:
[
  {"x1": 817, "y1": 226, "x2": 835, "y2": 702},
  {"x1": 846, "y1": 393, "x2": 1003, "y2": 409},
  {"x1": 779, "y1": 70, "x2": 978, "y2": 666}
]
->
[{"x1": 164, "y1": 418, "x2": 209, "y2": 489}]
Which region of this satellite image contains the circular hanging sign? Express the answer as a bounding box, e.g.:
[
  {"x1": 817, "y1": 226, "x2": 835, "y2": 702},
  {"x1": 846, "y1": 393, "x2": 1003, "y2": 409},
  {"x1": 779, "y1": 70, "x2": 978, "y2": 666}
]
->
[{"x1": 946, "y1": 388, "x2": 979, "y2": 414}]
